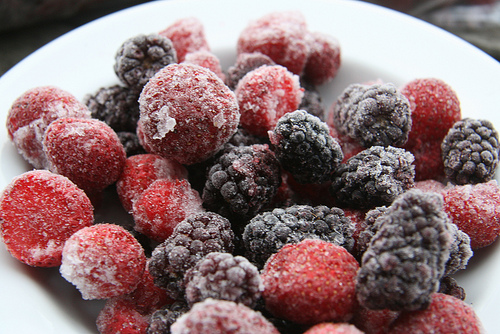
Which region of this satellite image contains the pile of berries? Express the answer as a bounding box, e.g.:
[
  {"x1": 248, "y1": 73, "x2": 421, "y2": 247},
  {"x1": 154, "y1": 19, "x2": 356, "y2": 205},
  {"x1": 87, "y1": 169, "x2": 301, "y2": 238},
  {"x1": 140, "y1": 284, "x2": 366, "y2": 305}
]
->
[{"x1": 2, "y1": 10, "x2": 498, "y2": 334}]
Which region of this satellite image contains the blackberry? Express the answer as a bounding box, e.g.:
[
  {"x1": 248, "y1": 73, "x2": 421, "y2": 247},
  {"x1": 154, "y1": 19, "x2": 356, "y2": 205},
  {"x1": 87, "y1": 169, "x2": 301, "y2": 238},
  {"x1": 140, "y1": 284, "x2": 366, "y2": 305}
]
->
[
  {"x1": 330, "y1": 146, "x2": 415, "y2": 209},
  {"x1": 356, "y1": 189, "x2": 452, "y2": 311},
  {"x1": 242, "y1": 204, "x2": 355, "y2": 268},
  {"x1": 225, "y1": 52, "x2": 276, "y2": 90},
  {"x1": 202, "y1": 144, "x2": 282, "y2": 221},
  {"x1": 332, "y1": 83, "x2": 412, "y2": 147},
  {"x1": 148, "y1": 212, "x2": 235, "y2": 300},
  {"x1": 228, "y1": 127, "x2": 269, "y2": 147},
  {"x1": 441, "y1": 118, "x2": 499, "y2": 184},
  {"x1": 299, "y1": 86, "x2": 326, "y2": 120},
  {"x1": 84, "y1": 85, "x2": 140, "y2": 133},
  {"x1": 147, "y1": 300, "x2": 189, "y2": 334},
  {"x1": 438, "y1": 276, "x2": 466, "y2": 301},
  {"x1": 444, "y1": 222, "x2": 472, "y2": 275},
  {"x1": 184, "y1": 252, "x2": 262, "y2": 308},
  {"x1": 116, "y1": 131, "x2": 147, "y2": 157},
  {"x1": 269, "y1": 110, "x2": 343, "y2": 184},
  {"x1": 114, "y1": 33, "x2": 177, "y2": 90},
  {"x1": 353, "y1": 206, "x2": 388, "y2": 259}
]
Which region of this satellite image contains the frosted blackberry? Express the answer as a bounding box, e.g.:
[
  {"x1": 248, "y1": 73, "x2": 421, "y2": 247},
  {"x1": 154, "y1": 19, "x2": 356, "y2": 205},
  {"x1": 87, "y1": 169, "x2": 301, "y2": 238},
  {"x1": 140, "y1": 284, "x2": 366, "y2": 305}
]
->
[
  {"x1": 202, "y1": 144, "x2": 281, "y2": 221},
  {"x1": 114, "y1": 33, "x2": 177, "y2": 90},
  {"x1": 184, "y1": 252, "x2": 262, "y2": 308},
  {"x1": 353, "y1": 206, "x2": 388, "y2": 259},
  {"x1": 330, "y1": 146, "x2": 415, "y2": 209},
  {"x1": 438, "y1": 276, "x2": 466, "y2": 301},
  {"x1": 441, "y1": 118, "x2": 499, "y2": 184},
  {"x1": 148, "y1": 212, "x2": 235, "y2": 300},
  {"x1": 147, "y1": 301, "x2": 189, "y2": 334},
  {"x1": 116, "y1": 131, "x2": 147, "y2": 157},
  {"x1": 269, "y1": 110, "x2": 343, "y2": 184},
  {"x1": 356, "y1": 189, "x2": 452, "y2": 311},
  {"x1": 444, "y1": 222, "x2": 472, "y2": 275},
  {"x1": 332, "y1": 83, "x2": 412, "y2": 147},
  {"x1": 242, "y1": 204, "x2": 355, "y2": 268},
  {"x1": 84, "y1": 85, "x2": 140, "y2": 133},
  {"x1": 228, "y1": 127, "x2": 269, "y2": 147},
  {"x1": 299, "y1": 86, "x2": 325, "y2": 120},
  {"x1": 225, "y1": 52, "x2": 275, "y2": 90}
]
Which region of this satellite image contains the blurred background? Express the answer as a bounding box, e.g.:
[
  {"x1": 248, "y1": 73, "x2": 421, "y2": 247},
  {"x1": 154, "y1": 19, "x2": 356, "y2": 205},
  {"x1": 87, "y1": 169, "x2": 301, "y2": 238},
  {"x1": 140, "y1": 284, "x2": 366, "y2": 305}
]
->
[{"x1": 1, "y1": 0, "x2": 499, "y2": 77}]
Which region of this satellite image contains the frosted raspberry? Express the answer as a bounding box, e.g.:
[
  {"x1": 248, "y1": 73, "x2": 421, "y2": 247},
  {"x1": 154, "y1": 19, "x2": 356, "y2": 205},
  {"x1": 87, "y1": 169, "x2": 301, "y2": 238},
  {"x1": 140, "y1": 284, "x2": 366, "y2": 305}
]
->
[
  {"x1": 414, "y1": 179, "x2": 447, "y2": 193},
  {"x1": 132, "y1": 178, "x2": 204, "y2": 242},
  {"x1": 389, "y1": 293, "x2": 483, "y2": 334},
  {"x1": 302, "y1": 31, "x2": 341, "y2": 86},
  {"x1": 351, "y1": 306, "x2": 400, "y2": 334},
  {"x1": 6, "y1": 86, "x2": 91, "y2": 168},
  {"x1": 183, "y1": 50, "x2": 225, "y2": 81},
  {"x1": 303, "y1": 323, "x2": 364, "y2": 334},
  {"x1": 0, "y1": 170, "x2": 93, "y2": 267},
  {"x1": 237, "y1": 11, "x2": 310, "y2": 75},
  {"x1": 159, "y1": 17, "x2": 210, "y2": 63},
  {"x1": 442, "y1": 180, "x2": 500, "y2": 249},
  {"x1": 226, "y1": 52, "x2": 276, "y2": 90},
  {"x1": 60, "y1": 223, "x2": 146, "y2": 300},
  {"x1": 261, "y1": 239, "x2": 359, "y2": 325},
  {"x1": 116, "y1": 154, "x2": 188, "y2": 213},
  {"x1": 138, "y1": 63, "x2": 240, "y2": 165},
  {"x1": 96, "y1": 299, "x2": 149, "y2": 334},
  {"x1": 184, "y1": 252, "x2": 262, "y2": 307},
  {"x1": 170, "y1": 298, "x2": 280, "y2": 334},
  {"x1": 235, "y1": 65, "x2": 304, "y2": 137}
]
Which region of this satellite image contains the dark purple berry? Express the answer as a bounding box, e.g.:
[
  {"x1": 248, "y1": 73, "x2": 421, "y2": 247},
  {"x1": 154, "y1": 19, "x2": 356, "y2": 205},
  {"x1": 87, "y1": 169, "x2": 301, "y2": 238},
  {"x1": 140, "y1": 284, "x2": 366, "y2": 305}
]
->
[{"x1": 225, "y1": 52, "x2": 275, "y2": 90}]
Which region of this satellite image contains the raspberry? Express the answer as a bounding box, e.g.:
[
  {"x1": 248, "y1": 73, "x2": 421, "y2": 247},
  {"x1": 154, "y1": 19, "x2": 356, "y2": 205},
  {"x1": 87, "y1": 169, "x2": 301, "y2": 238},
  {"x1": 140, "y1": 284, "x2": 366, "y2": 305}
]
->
[
  {"x1": 170, "y1": 298, "x2": 280, "y2": 334},
  {"x1": 302, "y1": 31, "x2": 341, "y2": 86},
  {"x1": 148, "y1": 211, "x2": 235, "y2": 300},
  {"x1": 242, "y1": 205, "x2": 355, "y2": 268},
  {"x1": 6, "y1": 86, "x2": 91, "y2": 168},
  {"x1": 138, "y1": 63, "x2": 240, "y2": 165},
  {"x1": 441, "y1": 118, "x2": 499, "y2": 184},
  {"x1": 84, "y1": 84, "x2": 141, "y2": 133},
  {"x1": 332, "y1": 83, "x2": 412, "y2": 147},
  {"x1": 96, "y1": 299, "x2": 149, "y2": 334},
  {"x1": 117, "y1": 131, "x2": 147, "y2": 157},
  {"x1": 42, "y1": 117, "x2": 126, "y2": 194},
  {"x1": 408, "y1": 140, "x2": 445, "y2": 181},
  {"x1": 388, "y1": 293, "x2": 483, "y2": 334},
  {"x1": 147, "y1": 301, "x2": 189, "y2": 334},
  {"x1": 442, "y1": 180, "x2": 500, "y2": 249},
  {"x1": 159, "y1": 17, "x2": 210, "y2": 63},
  {"x1": 131, "y1": 178, "x2": 204, "y2": 242},
  {"x1": 184, "y1": 252, "x2": 262, "y2": 307},
  {"x1": 235, "y1": 65, "x2": 304, "y2": 137},
  {"x1": 350, "y1": 306, "x2": 400, "y2": 334},
  {"x1": 183, "y1": 50, "x2": 225, "y2": 81},
  {"x1": 116, "y1": 153, "x2": 188, "y2": 213},
  {"x1": 202, "y1": 144, "x2": 282, "y2": 221},
  {"x1": 237, "y1": 11, "x2": 310, "y2": 75},
  {"x1": 269, "y1": 110, "x2": 343, "y2": 184},
  {"x1": 303, "y1": 323, "x2": 364, "y2": 334},
  {"x1": 225, "y1": 52, "x2": 276, "y2": 90},
  {"x1": 0, "y1": 170, "x2": 93, "y2": 267},
  {"x1": 356, "y1": 189, "x2": 452, "y2": 311},
  {"x1": 114, "y1": 33, "x2": 177, "y2": 91},
  {"x1": 329, "y1": 146, "x2": 415, "y2": 209},
  {"x1": 60, "y1": 223, "x2": 146, "y2": 300},
  {"x1": 414, "y1": 179, "x2": 446, "y2": 193},
  {"x1": 261, "y1": 239, "x2": 359, "y2": 325}
]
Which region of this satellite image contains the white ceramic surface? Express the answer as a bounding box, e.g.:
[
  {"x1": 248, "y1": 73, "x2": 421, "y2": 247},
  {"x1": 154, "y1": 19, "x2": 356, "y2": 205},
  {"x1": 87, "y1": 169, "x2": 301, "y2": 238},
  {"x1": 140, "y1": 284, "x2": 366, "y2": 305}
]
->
[{"x1": 1, "y1": 0, "x2": 499, "y2": 332}]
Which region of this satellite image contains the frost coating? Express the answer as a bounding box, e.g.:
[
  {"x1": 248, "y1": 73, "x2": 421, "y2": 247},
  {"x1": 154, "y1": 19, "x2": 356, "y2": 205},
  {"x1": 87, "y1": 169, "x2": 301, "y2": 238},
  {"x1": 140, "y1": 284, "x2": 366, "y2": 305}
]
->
[{"x1": 154, "y1": 105, "x2": 177, "y2": 139}]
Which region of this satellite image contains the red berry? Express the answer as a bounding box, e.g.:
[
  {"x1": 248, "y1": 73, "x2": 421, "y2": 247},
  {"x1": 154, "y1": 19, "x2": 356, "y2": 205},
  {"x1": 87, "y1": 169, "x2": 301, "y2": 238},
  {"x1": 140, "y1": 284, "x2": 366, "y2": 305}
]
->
[
  {"x1": 183, "y1": 50, "x2": 226, "y2": 82},
  {"x1": 304, "y1": 323, "x2": 364, "y2": 334},
  {"x1": 350, "y1": 306, "x2": 399, "y2": 334},
  {"x1": 0, "y1": 170, "x2": 93, "y2": 267},
  {"x1": 303, "y1": 31, "x2": 341, "y2": 86},
  {"x1": 261, "y1": 239, "x2": 359, "y2": 325},
  {"x1": 96, "y1": 299, "x2": 149, "y2": 334}
]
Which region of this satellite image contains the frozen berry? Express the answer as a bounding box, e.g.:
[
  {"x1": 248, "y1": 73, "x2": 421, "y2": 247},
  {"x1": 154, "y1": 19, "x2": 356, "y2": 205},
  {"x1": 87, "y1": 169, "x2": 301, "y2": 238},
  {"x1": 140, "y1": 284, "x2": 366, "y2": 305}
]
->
[
  {"x1": 184, "y1": 252, "x2": 262, "y2": 307},
  {"x1": 303, "y1": 323, "x2": 364, "y2": 334},
  {"x1": 148, "y1": 211, "x2": 234, "y2": 300},
  {"x1": 84, "y1": 84, "x2": 141, "y2": 133},
  {"x1": 170, "y1": 298, "x2": 280, "y2": 334},
  {"x1": 261, "y1": 239, "x2": 359, "y2": 325},
  {"x1": 242, "y1": 205, "x2": 355, "y2": 268},
  {"x1": 235, "y1": 65, "x2": 304, "y2": 137},
  {"x1": 0, "y1": 170, "x2": 93, "y2": 267},
  {"x1": 330, "y1": 146, "x2": 415, "y2": 209},
  {"x1": 114, "y1": 33, "x2": 177, "y2": 90},
  {"x1": 351, "y1": 306, "x2": 400, "y2": 334},
  {"x1": 388, "y1": 293, "x2": 483, "y2": 334},
  {"x1": 302, "y1": 31, "x2": 341, "y2": 86},
  {"x1": 6, "y1": 86, "x2": 91, "y2": 168},
  {"x1": 269, "y1": 109, "x2": 343, "y2": 184},
  {"x1": 132, "y1": 178, "x2": 204, "y2": 242},
  {"x1": 116, "y1": 153, "x2": 188, "y2": 213},
  {"x1": 147, "y1": 301, "x2": 189, "y2": 334},
  {"x1": 117, "y1": 131, "x2": 147, "y2": 157},
  {"x1": 159, "y1": 17, "x2": 210, "y2": 63},
  {"x1": 183, "y1": 50, "x2": 225, "y2": 81},
  {"x1": 60, "y1": 223, "x2": 146, "y2": 300},
  {"x1": 298, "y1": 83, "x2": 326, "y2": 120},
  {"x1": 225, "y1": 52, "x2": 276, "y2": 90},
  {"x1": 444, "y1": 222, "x2": 472, "y2": 275},
  {"x1": 43, "y1": 117, "x2": 126, "y2": 194},
  {"x1": 202, "y1": 144, "x2": 281, "y2": 221},
  {"x1": 332, "y1": 83, "x2": 411, "y2": 147},
  {"x1": 442, "y1": 180, "x2": 500, "y2": 249},
  {"x1": 138, "y1": 63, "x2": 240, "y2": 165},
  {"x1": 441, "y1": 118, "x2": 499, "y2": 184},
  {"x1": 96, "y1": 299, "x2": 149, "y2": 334},
  {"x1": 356, "y1": 189, "x2": 452, "y2": 311},
  {"x1": 438, "y1": 276, "x2": 466, "y2": 301},
  {"x1": 237, "y1": 11, "x2": 310, "y2": 75}
]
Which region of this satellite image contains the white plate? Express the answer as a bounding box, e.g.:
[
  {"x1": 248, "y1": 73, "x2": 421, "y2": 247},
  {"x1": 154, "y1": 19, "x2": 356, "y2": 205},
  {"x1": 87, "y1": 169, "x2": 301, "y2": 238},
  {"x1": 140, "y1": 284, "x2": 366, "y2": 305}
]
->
[{"x1": 1, "y1": 0, "x2": 499, "y2": 332}]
